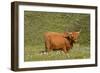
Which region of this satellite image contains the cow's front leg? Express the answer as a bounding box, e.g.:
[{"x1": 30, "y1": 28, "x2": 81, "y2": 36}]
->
[{"x1": 63, "y1": 47, "x2": 67, "y2": 54}]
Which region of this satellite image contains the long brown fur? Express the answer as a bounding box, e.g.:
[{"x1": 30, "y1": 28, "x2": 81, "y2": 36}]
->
[{"x1": 44, "y1": 32, "x2": 79, "y2": 54}]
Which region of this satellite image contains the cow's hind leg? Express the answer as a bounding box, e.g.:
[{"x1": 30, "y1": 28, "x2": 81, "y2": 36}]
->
[{"x1": 45, "y1": 41, "x2": 52, "y2": 54}]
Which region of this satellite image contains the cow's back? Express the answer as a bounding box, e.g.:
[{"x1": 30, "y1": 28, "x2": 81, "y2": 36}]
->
[{"x1": 44, "y1": 32, "x2": 67, "y2": 38}]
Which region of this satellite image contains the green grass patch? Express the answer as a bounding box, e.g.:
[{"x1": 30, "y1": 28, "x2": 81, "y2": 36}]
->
[{"x1": 24, "y1": 44, "x2": 90, "y2": 61}]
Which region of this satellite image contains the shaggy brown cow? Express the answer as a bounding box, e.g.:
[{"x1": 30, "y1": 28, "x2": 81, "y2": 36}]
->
[{"x1": 44, "y1": 32, "x2": 79, "y2": 54}]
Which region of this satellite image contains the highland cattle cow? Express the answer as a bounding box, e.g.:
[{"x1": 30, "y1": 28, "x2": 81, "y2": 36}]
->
[{"x1": 44, "y1": 32, "x2": 79, "y2": 54}]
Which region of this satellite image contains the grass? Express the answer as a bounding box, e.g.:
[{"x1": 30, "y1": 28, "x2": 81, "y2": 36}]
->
[{"x1": 24, "y1": 44, "x2": 90, "y2": 61}]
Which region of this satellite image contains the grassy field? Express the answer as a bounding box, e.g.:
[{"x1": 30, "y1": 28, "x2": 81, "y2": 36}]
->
[
  {"x1": 24, "y1": 44, "x2": 90, "y2": 61},
  {"x1": 24, "y1": 11, "x2": 90, "y2": 61}
]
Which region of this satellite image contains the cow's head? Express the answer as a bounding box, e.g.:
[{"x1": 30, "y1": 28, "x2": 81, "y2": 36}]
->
[
  {"x1": 68, "y1": 32, "x2": 80, "y2": 42},
  {"x1": 63, "y1": 32, "x2": 80, "y2": 42}
]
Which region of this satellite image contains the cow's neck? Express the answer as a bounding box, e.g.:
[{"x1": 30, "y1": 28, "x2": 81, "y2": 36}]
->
[
  {"x1": 70, "y1": 40, "x2": 74, "y2": 47},
  {"x1": 66, "y1": 37, "x2": 74, "y2": 47}
]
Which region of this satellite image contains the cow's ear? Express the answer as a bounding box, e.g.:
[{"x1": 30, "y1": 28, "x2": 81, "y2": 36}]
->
[{"x1": 63, "y1": 32, "x2": 69, "y2": 38}]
